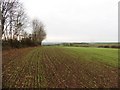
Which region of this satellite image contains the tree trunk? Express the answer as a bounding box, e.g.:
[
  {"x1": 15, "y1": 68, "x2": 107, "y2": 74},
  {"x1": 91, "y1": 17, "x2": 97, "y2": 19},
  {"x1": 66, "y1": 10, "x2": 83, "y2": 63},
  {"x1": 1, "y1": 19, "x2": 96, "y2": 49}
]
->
[{"x1": 39, "y1": 41, "x2": 42, "y2": 46}]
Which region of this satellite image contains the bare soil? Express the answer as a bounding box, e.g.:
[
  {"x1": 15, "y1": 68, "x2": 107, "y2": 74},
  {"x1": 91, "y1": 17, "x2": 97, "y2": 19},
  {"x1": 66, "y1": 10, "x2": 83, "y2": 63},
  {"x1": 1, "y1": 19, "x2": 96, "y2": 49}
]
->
[{"x1": 2, "y1": 47, "x2": 119, "y2": 88}]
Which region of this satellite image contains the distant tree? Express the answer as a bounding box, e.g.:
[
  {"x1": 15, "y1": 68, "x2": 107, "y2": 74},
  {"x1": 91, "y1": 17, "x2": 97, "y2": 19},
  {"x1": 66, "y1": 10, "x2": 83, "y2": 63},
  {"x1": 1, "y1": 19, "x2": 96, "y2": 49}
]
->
[
  {"x1": 32, "y1": 19, "x2": 46, "y2": 45},
  {"x1": 23, "y1": 31, "x2": 28, "y2": 39}
]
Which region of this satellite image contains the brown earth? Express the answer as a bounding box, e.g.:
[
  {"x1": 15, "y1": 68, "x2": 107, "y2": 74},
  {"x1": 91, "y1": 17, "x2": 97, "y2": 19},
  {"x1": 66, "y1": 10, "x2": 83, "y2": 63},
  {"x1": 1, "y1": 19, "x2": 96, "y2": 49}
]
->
[{"x1": 2, "y1": 46, "x2": 119, "y2": 88}]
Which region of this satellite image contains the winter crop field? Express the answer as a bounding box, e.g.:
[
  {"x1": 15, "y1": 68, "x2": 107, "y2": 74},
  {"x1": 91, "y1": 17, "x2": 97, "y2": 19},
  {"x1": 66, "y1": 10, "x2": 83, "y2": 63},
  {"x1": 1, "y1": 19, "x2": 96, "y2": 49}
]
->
[{"x1": 2, "y1": 46, "x2": 118, "y2": 88}]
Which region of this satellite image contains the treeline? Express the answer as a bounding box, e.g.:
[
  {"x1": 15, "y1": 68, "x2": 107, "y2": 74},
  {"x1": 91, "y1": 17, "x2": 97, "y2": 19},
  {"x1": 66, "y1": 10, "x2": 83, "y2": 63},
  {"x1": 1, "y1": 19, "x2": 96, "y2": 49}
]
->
[
  {"x1": 55, "y1": 43, "x2": 120, "y2": 49},
  {"x1": 0, "y1": 0, "x2": 46, "y2": 50},
  {"x1": 97, "y1": 45, "x2": 120, "y2": 48}
]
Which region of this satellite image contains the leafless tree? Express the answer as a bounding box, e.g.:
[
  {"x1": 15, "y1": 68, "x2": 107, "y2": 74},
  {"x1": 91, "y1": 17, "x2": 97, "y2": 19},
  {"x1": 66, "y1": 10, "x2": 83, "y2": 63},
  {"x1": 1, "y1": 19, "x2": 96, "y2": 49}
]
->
[
  {"x1": 0, "y1": 0, "x2": 16, "y2": 39},
  {"x1": 0, "y1": 0, "x2": 27, "y2": 40},
  {"x1": 13, "y1": 4, "x2": 27, "y2": 40},
  {"x1": 32, "y1": 19, "x2": 46, "y2": 45}
]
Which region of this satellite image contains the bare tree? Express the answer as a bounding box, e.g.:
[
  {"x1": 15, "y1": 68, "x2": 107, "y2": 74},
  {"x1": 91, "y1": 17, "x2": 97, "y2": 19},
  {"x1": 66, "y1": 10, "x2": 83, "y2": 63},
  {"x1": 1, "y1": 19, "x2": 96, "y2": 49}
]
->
[
  {"x1": 0, "y1": 0, "x2": 17, "y2": 39},
  {"x1": 32, "y1": 19, "x2": 46, "y2": 45},
  {"x1": 0, "y1": 0, "x2": 27, "y2": 40},
  {"x1": 13, "y1": 4, "x2": 27, "y2": 40}
]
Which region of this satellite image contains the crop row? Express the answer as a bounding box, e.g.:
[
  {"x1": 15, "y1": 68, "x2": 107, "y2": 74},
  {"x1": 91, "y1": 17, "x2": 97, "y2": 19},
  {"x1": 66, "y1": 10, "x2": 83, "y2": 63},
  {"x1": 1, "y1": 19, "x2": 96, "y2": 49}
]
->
[{"x1": 2, "y1": 47, "x2": 118, "y2": 88}]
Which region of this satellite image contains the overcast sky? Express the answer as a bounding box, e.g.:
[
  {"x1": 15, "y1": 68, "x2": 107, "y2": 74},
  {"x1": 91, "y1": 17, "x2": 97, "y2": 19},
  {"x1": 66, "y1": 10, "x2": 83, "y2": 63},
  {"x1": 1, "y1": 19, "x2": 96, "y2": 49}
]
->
[{"x1": 21, "y1": 0, "x2": 119, "y2": 42}]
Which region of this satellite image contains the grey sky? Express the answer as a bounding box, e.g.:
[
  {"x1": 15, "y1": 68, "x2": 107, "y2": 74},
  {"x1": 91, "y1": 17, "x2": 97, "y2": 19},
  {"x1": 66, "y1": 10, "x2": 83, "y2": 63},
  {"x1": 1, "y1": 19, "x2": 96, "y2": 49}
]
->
[{"x1": 21, "y1": 0, "x2": 118, "y2": 42}]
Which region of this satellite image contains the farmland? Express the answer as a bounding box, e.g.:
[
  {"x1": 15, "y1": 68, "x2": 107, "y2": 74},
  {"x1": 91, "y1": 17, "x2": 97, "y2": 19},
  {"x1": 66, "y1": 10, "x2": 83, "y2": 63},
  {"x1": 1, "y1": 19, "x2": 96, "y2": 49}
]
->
[{"x1": 2, "y1": 46, "x2": 119, "y2": 88}]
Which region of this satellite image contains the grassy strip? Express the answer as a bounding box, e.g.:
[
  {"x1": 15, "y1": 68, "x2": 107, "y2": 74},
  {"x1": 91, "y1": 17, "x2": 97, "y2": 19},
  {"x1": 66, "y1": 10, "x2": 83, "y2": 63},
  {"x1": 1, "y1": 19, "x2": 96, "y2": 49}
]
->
[{"x1": 63, "y1": 47, "x2": 118, "y2": 67}]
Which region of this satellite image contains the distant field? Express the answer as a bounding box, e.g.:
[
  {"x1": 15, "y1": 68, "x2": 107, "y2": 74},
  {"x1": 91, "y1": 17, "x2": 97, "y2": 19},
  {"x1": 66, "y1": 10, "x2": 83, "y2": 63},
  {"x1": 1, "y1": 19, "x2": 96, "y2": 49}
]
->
[
  {"x1": 59, "y1": 43, "x2": 119, "y2": 48},
  {"x1": 2, "y1": 46, "x2": 119, "y2": 88}
]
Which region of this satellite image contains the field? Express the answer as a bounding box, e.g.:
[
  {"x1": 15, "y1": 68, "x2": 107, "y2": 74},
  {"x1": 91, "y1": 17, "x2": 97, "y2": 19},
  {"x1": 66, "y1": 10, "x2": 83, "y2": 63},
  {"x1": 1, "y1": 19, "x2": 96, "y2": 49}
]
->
[
  {"x1": 58, "y1": 42, "x2": 119, "y2": 48},
  {"x1": 2, "y1": 46, "x2": 119, "y2": 88}
]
